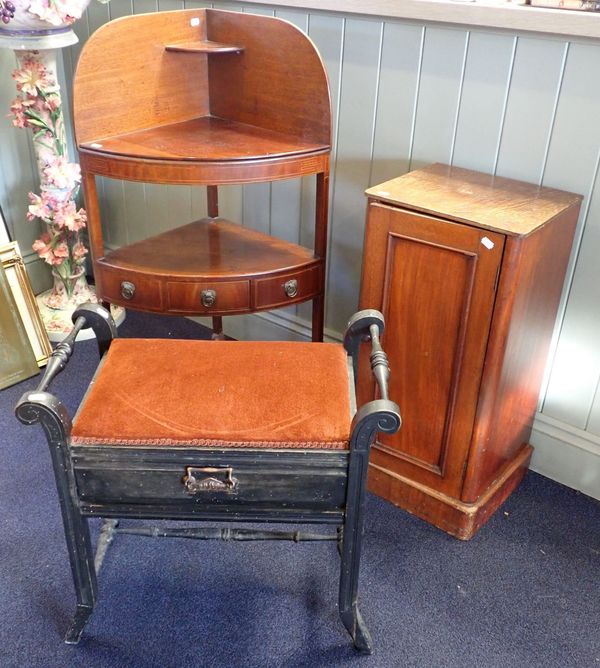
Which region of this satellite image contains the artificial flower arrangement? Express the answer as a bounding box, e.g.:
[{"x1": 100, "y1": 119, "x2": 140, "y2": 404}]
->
[
  {"x1": 9, "y1": 52, "x2": 88, "y2": 302},
  {"x1": 1, "y1": 0, "x2": 113, "y2": 329}
]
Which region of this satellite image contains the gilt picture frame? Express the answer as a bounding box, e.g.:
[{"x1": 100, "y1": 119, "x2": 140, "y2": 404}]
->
[
  {"x1": 0, "y1": 201, "x2": 9, "y2": 245},
  {"x1": 0, "y1": 259, "x2": 39, "y2": 390},
  {"x1": 0, "y1": 241, "x2": 52, "y2": 367}
]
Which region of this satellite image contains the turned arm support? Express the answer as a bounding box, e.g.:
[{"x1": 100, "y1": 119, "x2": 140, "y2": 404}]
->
[
  {"x1": 344, "y1": 309, "x2": 401, "y2": 450},
  {"x1": 29, "y1": 303, "x2": 116, "y2": 395},
  {"x1": 15, "y1": 303, "x2": 116, "y2": 431},
  {"x1": 35, "y1": 315, "x2": 86, "y2": 394},
  {"x1": 367, "y1": 322, "x2": 390, "y2": 401},
  {"x1": 344, "y1": 309, "x2": 390, "y2": 397}
]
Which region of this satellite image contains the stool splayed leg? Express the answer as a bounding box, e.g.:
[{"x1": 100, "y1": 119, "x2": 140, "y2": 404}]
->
[{"x1": 15, "y1": 304, "x2": 400, "y2": 653}]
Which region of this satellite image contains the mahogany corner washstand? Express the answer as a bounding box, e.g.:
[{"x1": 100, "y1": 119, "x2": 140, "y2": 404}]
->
[
  {"x1": 73, "y1": 8, "x2": 331, "y2": 339},
  {"x1": 358, "y1": 163, "x2": 582, "y2": 539},
  {"x1": 15, "y1": 304, "x2": 400, "y2": 652}
]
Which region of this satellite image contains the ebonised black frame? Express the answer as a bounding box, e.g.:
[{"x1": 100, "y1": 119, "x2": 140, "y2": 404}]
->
[{"x1": 15, "y1": 303, "x2": 400, "y2": 654}]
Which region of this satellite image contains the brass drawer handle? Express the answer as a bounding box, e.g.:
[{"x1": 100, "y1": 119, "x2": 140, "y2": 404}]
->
[
  {"x1": 201, "y1": 289, "x2": 217, "y2": 307},
  {"x1": 183, "y1": 466, "x2": 238, "y2": 495},
  {"x1": 283, "y1": 279, "x2": 298, "y2": 298},
  {"x1": 120, "y1": 281, "x2": 135, "y2": 300}
]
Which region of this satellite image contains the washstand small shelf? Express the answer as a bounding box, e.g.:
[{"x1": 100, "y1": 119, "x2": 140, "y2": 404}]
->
[{"x1": 73, "y1": 8, "x2": 332, "y2": 339}]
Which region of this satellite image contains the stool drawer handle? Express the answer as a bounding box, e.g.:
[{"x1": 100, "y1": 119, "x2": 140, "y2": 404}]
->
[
  {"x1": 201, "y1": 289, "x2": 217, "y2": 308},
  {"x1": 283, "y1": 279, "x2": 298, "y2": 298},
  {"x1": 183, "y1": 466, "x2": 238, "y2": 495},
  {"x1": 120, "y1": 281, "x2": 135, "y2": 300}
]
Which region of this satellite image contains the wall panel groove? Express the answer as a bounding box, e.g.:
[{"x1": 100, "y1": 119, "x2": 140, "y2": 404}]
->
[
  {"x1": 448, "y1": 30, "x2": 470, "y2": 167},
  {"x1": 407, "y1": 26, "x2": 425, "y2": 174},
  {"x1": 492, "y1": 35, "x2": 517, "y2": 175},
  {"x1": 366, "y1": 22, "x2": 385, "y2": 189},
  {"x1": 539, "y1": 42, "x2": 569, "y2": 186}
]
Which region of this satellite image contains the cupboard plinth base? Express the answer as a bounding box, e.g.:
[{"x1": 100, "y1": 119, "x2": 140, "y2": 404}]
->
[{"x1": 368, "y1": 445, "x2": 533, "y2": 540}]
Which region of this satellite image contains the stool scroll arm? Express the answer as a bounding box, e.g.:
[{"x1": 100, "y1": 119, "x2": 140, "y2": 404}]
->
[
  {"x1": 12, "y1": 302, "x2": 116, "y2": 645},
  {"x1": 72, "y1": 302, "x2": 118, "y2": 358},
  {"x1": 14, "y1": 393, "x2": 97, "y2": 644},
  {"x1": 340, "y1": 309, "x2": 401, "y2": 653}
]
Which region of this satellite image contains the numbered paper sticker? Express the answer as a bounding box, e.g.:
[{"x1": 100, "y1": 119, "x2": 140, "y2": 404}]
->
[{"x1": 481, "y1": 236, "x2": 495, "y2": 250}]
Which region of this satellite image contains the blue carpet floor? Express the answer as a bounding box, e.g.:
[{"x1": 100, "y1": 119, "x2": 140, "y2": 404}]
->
[{"x1": 1, "y1": 311, "x2": 599, "y2": 667}]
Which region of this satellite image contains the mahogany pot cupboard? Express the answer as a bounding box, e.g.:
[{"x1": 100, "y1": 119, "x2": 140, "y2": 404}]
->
[
  {"x1": 73, "y1": 8, "x2": 331, "y2": 340},
  {"x1": 358, "y1": 164, "x2": 582, "y2": 539}
]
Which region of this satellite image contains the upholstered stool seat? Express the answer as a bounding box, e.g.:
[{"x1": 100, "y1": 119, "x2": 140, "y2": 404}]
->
[
  {"x1": 71, "y1": 339, "x2": 351, "y2": 449},
  {"x1": 16, "y1": 304, "x2": 400, "y2": 654}
]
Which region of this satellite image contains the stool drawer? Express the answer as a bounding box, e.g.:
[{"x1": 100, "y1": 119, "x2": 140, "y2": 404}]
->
[{"x1": 73, "y1": 450, "x2": 348, "y2": 512}]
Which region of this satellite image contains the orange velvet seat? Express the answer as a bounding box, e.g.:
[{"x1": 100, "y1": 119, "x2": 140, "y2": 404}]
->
[{"x1": 71, "y1": 338, "x2": 352, "y2": 449}]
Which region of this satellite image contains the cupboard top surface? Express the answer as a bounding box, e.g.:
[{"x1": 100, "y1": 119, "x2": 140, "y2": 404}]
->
[{"x1": 366, "y1": 163, "x2": 582, "y2": 236}]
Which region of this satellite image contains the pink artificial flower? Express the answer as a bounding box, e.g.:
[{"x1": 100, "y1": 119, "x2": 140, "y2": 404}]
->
[
  {"x1": 43, "y1": 157, "x2": 81, "y2": 190},
  {"x1": 27, "y1": 1, "x2": 63, "y2": 26},
  {"x1": 72, "y1": 242, "x2": 88, "y2": 261},
  {"x1": 19, "y1": 54, "x2": 45, "y2": 72},
  {"x1": 10, "y1": 109, "x2": 28, "y2": 129},
  {"x1": 28, "y1": 0, "x2": 84, "y2": 27},
  {"x1": 27, "y1": 192, "x2": 52, "y2": 221},
  {"x1": 53, "y1": 242, "x2": 69, "y2": 261},
  {"x1": 9, "y1": 97, "x2": 36, "y2": 128},
  {"x1": 32, "y1": 233, "x2": 51, "y2": 256},
  {"x1": 32, "y1": 233, "x2": 61, "y2": 265},
  {"x1": 12, "y1": 63, "x2": 52, "y2": 97},
  {"x1": 53, "y1": 200, "x2": 87, "y2": 232},
  {"x1": 57, "y1": 0, "x2": 85, "y2": 19},
  {"x1": 10, "y1": 97, "x2": 35, "y2": 112},
  {"x1": 43, "y1": 93, "x2": 61, "y2": 112}
]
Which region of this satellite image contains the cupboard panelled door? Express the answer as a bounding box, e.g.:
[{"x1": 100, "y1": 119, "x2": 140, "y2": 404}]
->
[{"x1": 359, "y1": 203, "x2": 505, "y2": 497}]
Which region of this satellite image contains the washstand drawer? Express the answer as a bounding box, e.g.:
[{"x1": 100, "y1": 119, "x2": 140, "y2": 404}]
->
[
  {"x1": 99, "y1": 269, "x2": 163, "y2": 311},
  {"x1": 254, "y1": 265, "x2": 322, "y2": 309},
  {"x1": 166, "y1": 279, "x2": 250, "y2": 314}
]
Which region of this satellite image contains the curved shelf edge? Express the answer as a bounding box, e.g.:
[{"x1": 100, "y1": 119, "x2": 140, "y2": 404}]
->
[
  {"x1": 164, "y1": 40, "x2": 244, "y2": 53},
  {"x1": 95, "y1": 259, "x2": 324, "y2": 317},
  {"x1": 79, "y1": 149, "x2": 330, "y2": 185}
]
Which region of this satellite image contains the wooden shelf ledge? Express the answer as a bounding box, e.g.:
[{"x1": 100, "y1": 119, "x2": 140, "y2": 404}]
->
[
  {"x1": 79, "y1": 116, "x2": 329, "y2": 163},
  {"x1": 164, "y1": 40, "x2": 244, "y2": 54},
  {"x1": 101, "y1": 218, "x2": 317, "y2": 278}
]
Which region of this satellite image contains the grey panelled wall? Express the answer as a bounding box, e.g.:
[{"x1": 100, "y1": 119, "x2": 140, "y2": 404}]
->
[{"x1": 0, "y1": 0, "x2": 599, "y2": 500}]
